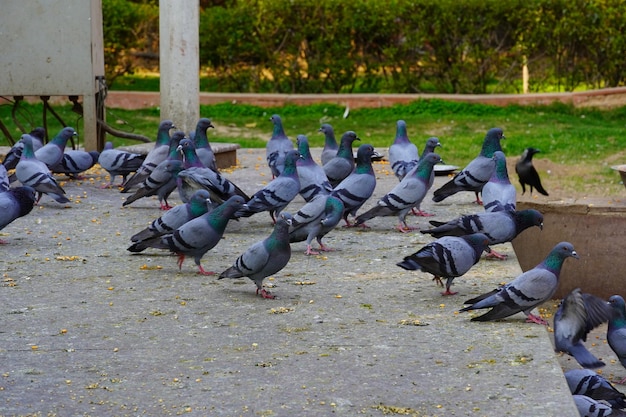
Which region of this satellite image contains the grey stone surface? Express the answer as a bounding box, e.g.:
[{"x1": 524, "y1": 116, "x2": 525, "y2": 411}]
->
[{"x1": 0, "y1": 148, "x2": 578, "y2": 416}]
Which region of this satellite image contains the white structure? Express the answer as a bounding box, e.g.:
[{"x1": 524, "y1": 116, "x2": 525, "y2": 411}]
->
[
  {"x1": 0, "y1": 0, "x2": 105, "y2": 150},
  {"x1": 159, "y1": 0, "x2": 200, "y2": 134}
]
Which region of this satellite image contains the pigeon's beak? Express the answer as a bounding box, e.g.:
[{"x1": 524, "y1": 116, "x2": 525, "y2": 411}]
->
[
  {"x1": 539, "y1": 222, "x2": 544, "y2": 230},
  {"x1": 571, "y1": 250, "x2": 580, "y2": 259},
  {"x1": 208, "y1": 122, "x2": 215, "y2": 129},
  {"x1": 176, "y1": 145, "x2": 183, "y2": 152}
]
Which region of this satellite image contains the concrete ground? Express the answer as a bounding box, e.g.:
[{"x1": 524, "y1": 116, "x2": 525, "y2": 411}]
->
[{"x1": 0, "y1": 147, "x2": 584, "y2": 416}]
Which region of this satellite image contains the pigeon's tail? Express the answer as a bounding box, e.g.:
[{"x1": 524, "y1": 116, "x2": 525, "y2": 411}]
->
[
  {"x1": 127, "y1": 236, "x2": 169, "y2": 253},
  {"x1": 396, "y1": 256, "x2": 424, "y2": 271},
  {"x1": 130, "y1": 228, "x2": 157, "y2": 243},
  {"x1": 354, "y1": 205, "x2": 391, "y2": 226},
  {"x1": 432, "y1": 180, "x2": 463, "y2": 202},
  {"x1": 48, "y1": 193, "x2": 70, "y2": 204},
  {"x1": 122, "y1": 188, "x2": 151, "y2": 206},
  {"x1": 568, "y1": 343, "x2": 606, "y2": 369},
  {"x1": 218, "y1": 266, "x2": 244, "y2": 280},
  {"x1": 121, "y1": 170, "x2": 150, "y2": 193}
]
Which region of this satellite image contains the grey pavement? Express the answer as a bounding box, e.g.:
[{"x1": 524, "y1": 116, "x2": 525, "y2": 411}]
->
[{"x1": 0, "y1": 148, "x2": 578, "y2": 416}]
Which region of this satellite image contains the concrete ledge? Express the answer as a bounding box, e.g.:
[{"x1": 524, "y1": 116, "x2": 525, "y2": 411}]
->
[
  {"x1": 512, "y1": 198, "x2": 626, "y2": 299},
  {"x1": 119, "y1": 142, "x2": 240, "y2": 169}
]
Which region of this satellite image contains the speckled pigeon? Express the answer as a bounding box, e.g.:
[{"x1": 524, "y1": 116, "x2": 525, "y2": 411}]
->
[
  {"x1": 0, "y1": 186, "x2": 37, "y2": 243},
  {"x1": 97, "y1": 141, "x2": 147, "y2": 188},
  {"x1": 289, "y1": 193, "x2": 345, "y2": 255},
  {"x1": 432, "y1": 127, "x2": 504, "y2": 204},
  {"x1": 319, "y1": 123, "x2": 339, "y2": 166},
  {"x1": 50, "y1": 150, "x2": 100, "y2": 179},
  {"x1": 565, "y1": 369, "x2": 626, "y2": 409},
  {"x1": 3, "y1": 127, "x2": 45, "y2": 170},
  {"x1": 15, "y1": 135, "x2": 69, "y2": 204},
  {"x1": 354, "y1": 153, "x2": 442, "y2": 232},
  {"x1": 515, "y1": 147, "x2": 549, "y2": 196},
  {"x1": 482, "y1": 151, "x2": 517, "y2": 212},
  {"x1": 128, "y1": 195, "x2": 246, "y2": 275},
  {"x1": 34, "y1": 127, "x2": 77, "y2": 168},
  {"x1": 122, "y1": 132, "x2": 185, "y2": 209},
  {"x1": 397, "y1": 233, "x2": 490, "y2": 296},
  {"x1": 459, "y1": 241, "x2": 578, "y2": 324},
  {"x1": 189, "y1": 117, "x2": 217, "y2": 171},
  {"x1": 234, "y1": 149, "x2": 300, "y2": 222},
  {"x1": 128, "y1": 189, "x2": 214, "y2": 249},
  {"x1": 331, "y1": 144, "x2": 377, "y2": 227},
  {"x1": 421, "y1": 208, "x2": 544, "y2": 260},
  {"x1": 122, "y1": 119, "x2": 175, "y2": 192},
  {"x1": 219, "y1": 212, "x2": 293, "y2": 299},
  {"x1": 295, "y1": 134, "x2": 332, "y2": 202},
  {"x1": 554, "y1": 288, "x2": 612, "y2": 369},
  {"x1": 266, "y1": 114, "x2": 293, "y2": 178},
  {"x1": 388, "y1": 120, "x2": 419, "y2": 181},
  {"x1": 323, "y1": 131, "x2": 360, "y2": 188},
  {"x1": 607, "y1": 295, "x2": 626, "y2": 384}
]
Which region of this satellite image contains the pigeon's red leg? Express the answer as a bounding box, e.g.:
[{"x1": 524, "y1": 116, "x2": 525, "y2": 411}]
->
[
  {"x1": 441, "y1": 288, "x2": 458, "y2": 296},
  {"x1": 397, "y1": 222, "x2": 418, "y2": 233},
  {"x1": 485, "y1": 250, "x2": 507, "y2": 260},
  {"x1": 304, "y1": 245, "x2": 320, "y2": 256},
  {"x1": 176, "y1": 254, "x2": 186, "y2": 270},
  {"x1": 525, "y1": 313, "x2": 548, "y2": 325},
  {"x1": 256, "y1": 288, "x2": 276, "y2": 299},
  {"x1": 197, "y1": 265, "x2": 216, "y2": 276},
  {"x1": 412, "y1": 208, "x2": 435, "y2": 217}
]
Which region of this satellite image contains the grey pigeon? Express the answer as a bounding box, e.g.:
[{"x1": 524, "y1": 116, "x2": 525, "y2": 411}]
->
[
  {"x1": 15, "y1": 135, "x2": 70, "y2": 204},
  {"x1": 234, "y1": 149, "x2": 300, "y2": 223},
  {"x1": 289, "y1": 193, "x2": 345, "y2": 255},
  {"x1": 189, "y1": 117, "x2": 217, "y2": 171},
  {"x1": 122, "y1": 119, "x2": 175, "y2": 192},
  {"x1": 432, "y1": 127, "x2": 504, "y2": 204},
  {"x1": 412, "y1": 136, "x2": 443, "y2": 216},
  {"x1": 422, "y1": 136, "x2": 442, "y2": 158},
  {"x1": 219, "y1": 212, "x2": 293, "y2": 299},
  {"x1": 319, "y1": 123, "x2": 339, "y2": 166},
  {"x1": 421, "y1": 208, "x2": 544, "y2": 260},
  {"x1": 323, "y1": 131, "x2": 360, "y2": 187},
  {"x1": 50, "y1": 150, "x2": 100, "y2": 179},
  {"x1": 331, "y1": 144, "x2": 377, "y2": 227},
  {"x1": 128, "y1": 195, "x2": 246, "y2": 275},
  {"x1": 607, "y1": 295, "x2": 626, "y2": 384},
  {"x1": 354, "y1": 153, "x2": 442, "y2": 232},
  {"x1": 122, "y1": 132, "x2": 185, "y2": 210},
  {"x1": 266, "y1": 114, "x2": 293, "y2": 178},
  {"x1": 565, "y1": 369, "x2": 626, "y2": 409},
  {"x1": 128, "y1": 189, "x2": 213, "y2": 249},
  {"x1": 573, "y1": 394, "x2": 626, "y2": 417},
  {"x1": 296, "y1": 134, "x2": 332, "y2": 202},
  {"x1": 515, "y1": 147, "x2": 549, "y2": 196},
  {"x1": 0, "y1": 186, "x2": 37, "y2": 244},
  {"x1": 482, "y1": 150, "x2": 517, "y2": 212},
  {"x1": 2, "y1": 127, "x2": 45, "y2": 170},
  {"x1": 460, "y1": 241, "x2": 578, "y2": 324},
  {"x1": 176, "y1": 138, "x2": 249, "y2": 204},
  {"x1": 397, "y1": 233, "x2": 490, "y2": 296},
  {"x1": 554, "y1": 288, "x2": 612, "y2": 369},
  {"x1": 97, "y1": 141, "x2": 147, "y2": 188},
  {"x1": 388, "y1": 120, "x2": 419, "y2": 181},
  {"x1": 34, "y1": 127, "x2": 78, "y2": 168}
]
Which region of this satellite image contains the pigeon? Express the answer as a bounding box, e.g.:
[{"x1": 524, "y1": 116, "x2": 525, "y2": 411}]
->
[
  {"x1": 565, "y1": 369, "x2": 626, "y2": 409},
  {"x1": 323, "y1": 131, "x2": 360, "y2": 187},
  {"x1": 234, "y1": 149, "x2": 300, "y2": 222},
  {"x1": 432, "y1": 127, "x2": 504, "y2": 204},
  {"x1": 128, "y1": 189, "x2": 214, "y2": 250},
  {"x1": 422, "y1": 136, "x2": 442, "y2": 158},
  {"x1": 121, "y1": 119, "x2": 175, "y2": 192},
  {"x1": 388, "y1": 120, "x2": 419, "y2": 181},
  {"x1": 331, "y1": 144, "x2": 377, "y2": 227},
  {"x1": 189, "y1": 117, "x2": 217, "y2": 171},
  {"x1": 2, "y1": 127, "x2": 45, "y2": 170},
  {"x1": 411, "y1": 136, "x2": 443, "y2": 217},
  {"x1": 421, "y1": 208, "x2": 544, "y2": 260},
  {"x1": 319, "y1": 123, "x2": 339, "y2": 166},
  {"x1": 459, "y1": 241, "x2": 579, "y2": 324},
  {"x1": 34, "y1": 127, "x2": 78, "y2": 168},
  {"x1": 397, "y1": 233, "x2": 491, "y2": 296},
  {"x1": 554, "y1": 288, "x2": 612, "y2": 369},
  {"x1": 0, "y1": 186, "x2": 37, "y2": 243},
  {"x1": 607, "y1": 295, "x2": 626, "y2": 384},
  {"x1": 295, "y1": 134, "x2": 332, "y2": 202},
  {"x1": 481, "y1": 151, "x2": 517, "y2": 212},
  {"x1": 289, "y1": 193, "x2": 345, "y2": 255},
  {"x1": 573, "y1": 394, "x2": 626, "y2": 417},
  {"x1": 266, "y1": 114, "x2": 293, "y2": 178},
  {"x1": 50, "y1": 150, "x2": 100, "y2": 179},
  {"x1": 15, "y1": 135, "x2": 70, "y2": 204},
  {"x1": 176, "y1": 138, "x2": 249, "y2": 204},
  {"x1": 354, "y1": 153, "x2": 442, "y2": 232},
  {"x1": 0, "y1": 165, "x2": 9, "y2": 192},
  {"x1": 122, "y1": 132, "x2": 185, "y2": 210},
  {"x1": 219, "y1": 212, "x2": 293, "y2": 299},
  {"x1": 128, "y1": 195, "x2": 246, "y2": 275},
  {"x1": 515, "y1": 147, "x2": 549, "y2": 196},
  {"x1": 97, "y1": 141, "x2": 147, "y2": 188}
]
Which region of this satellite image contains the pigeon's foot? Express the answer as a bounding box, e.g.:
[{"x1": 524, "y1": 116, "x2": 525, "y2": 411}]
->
[
  {"x1": 0, "y1": 239, "x2": 9, "y2": 245},
  {"x1": 257, "y1": 288, "x2": 276, "y2": 299},
  {"x1": 441, "y1": 289, "x2": 458, "y2": 296},
  {"x1": 614, "y1": 376, "x2": 626, "y2": 385},
  {"x1": 160, "y1": 202, "x2": 173, "y2": 210},
  {"x1": 525, "y1": 313, "x2": 548, "y2": 325},
  {"x1": 397, "y1": 223, "x2": 418, "y2": 233},
  {"x1": 100, "y1": 183, "x2": 114, "y2": 189},
  {"x1": 432, "y1": 276, "x2": 444, "y2": 288},
  {"x1": 304, "y1": 245, "x2": 320, "y2": 256},
  {"x1": 197, "y1": 266, "x2": 216, "y2": 276},
  {"x1": 318, "y1": 243, "x2": 335, "y2": 252},
  {"x1": 412, "y1": 208, "x2": 434, "y2": 217},
  {"x1": 485, "y1": 250, "x2": 508, "y2": 260}
]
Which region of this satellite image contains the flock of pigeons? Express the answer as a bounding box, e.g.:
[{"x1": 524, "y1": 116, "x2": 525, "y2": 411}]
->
[{"x1": 1, "y1": 115, "x2": 624, "y2": 414}]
